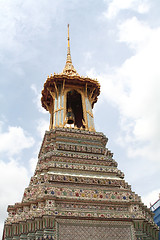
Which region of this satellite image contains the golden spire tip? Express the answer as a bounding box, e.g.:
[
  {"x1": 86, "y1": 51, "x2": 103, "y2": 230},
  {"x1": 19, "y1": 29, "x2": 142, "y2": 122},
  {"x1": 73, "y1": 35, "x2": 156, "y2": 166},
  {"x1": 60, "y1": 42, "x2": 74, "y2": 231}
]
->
[
  {"x1": 62, "y1": 24, "x2": 79, "y2": 76},
  {"x1": 68, "y1": 24, "x2": 70, "y2": 47}
]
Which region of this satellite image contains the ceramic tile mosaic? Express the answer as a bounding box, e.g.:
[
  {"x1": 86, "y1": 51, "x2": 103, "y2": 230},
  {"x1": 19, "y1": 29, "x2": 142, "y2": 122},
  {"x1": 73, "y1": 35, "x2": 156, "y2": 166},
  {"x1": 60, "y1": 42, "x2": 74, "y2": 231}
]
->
[{"x1": 3, "y1": 128, "x2": 159, "y2": 240}]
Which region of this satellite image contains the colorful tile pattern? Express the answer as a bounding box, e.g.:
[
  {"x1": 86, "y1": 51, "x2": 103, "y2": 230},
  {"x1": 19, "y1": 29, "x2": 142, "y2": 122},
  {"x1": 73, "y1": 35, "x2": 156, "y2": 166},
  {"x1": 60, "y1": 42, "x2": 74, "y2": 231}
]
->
[{"x1": 3, "y1": 128, "x2": 159, "y2": 240}]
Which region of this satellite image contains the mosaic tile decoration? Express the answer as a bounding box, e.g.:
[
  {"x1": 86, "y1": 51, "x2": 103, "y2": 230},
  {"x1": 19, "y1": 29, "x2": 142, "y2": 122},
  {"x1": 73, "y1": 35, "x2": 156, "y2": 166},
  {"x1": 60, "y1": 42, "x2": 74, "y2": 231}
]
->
[
  {"x1": 57, "y1": 219, "x2": 136, "y2": 240},
  {"x1": 3, "y1": 128, "x2": 159, "y2": 240}
]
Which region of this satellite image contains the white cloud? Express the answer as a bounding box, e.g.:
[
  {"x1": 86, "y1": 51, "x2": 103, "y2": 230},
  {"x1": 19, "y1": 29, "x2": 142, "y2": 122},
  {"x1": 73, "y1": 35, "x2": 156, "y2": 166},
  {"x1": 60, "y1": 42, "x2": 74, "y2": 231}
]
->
[
  {"x1": 31, "y1": 84, "x2": 48, "y2": 114},
  {"x1": 0, "y1": 0, "x2": 58, "y2": 49},
  {"x1": 28, "y1": 117, "x2": 49, "y2": 175},
  {"x1": 29, "y1": 157, "x2": 38, "y2": 174},
  {"x1": 137, "y1": 2, "x2": 150, "y2": 14},
  {"x1": 118, "y1": 17, "x2": 153, "y2": 51},
  {"x1": 0, "y1": 159, "x2": 30, "y2": 239},
  {"x1": 0, "y1": 121, "x2": 35, "y2": 239},
  {"x1": 104, "y1": 0, "x2": 150, "y2": 19},
  {"x1": 0, "y1": 223, "x2": 4, "y2": 240},
  {"x1": 142, "y1": 189, "x2": 160, "y2": 208},
  {"x1": 83, "y1": 51, "x2": 94, "y2": 62},
  {"x1": 0, "y1": 0, "x2": 66, "y2": 68},
  {"x1": 0, "y1": 125, "x2": 34, "y2": 157},
  {"x1": 36, "y1": 118, "x2": 49, "y2": 138},
  {"x1": 90, "y1": 17, "x2": 160, "y2": 166},
  {"x1": 28, "y1": 117, "x2": 49, "y2": 174},
  {"x1": 0, "y1": 119, "x2": 48, "y2": 239}
]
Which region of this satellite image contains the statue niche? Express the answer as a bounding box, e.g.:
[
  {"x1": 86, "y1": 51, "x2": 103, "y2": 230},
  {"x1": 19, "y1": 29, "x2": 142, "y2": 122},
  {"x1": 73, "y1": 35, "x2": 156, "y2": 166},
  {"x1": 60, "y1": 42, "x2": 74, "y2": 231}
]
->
[{"x1": 66, "y1": 90, "x2": 84, "y2": 128}]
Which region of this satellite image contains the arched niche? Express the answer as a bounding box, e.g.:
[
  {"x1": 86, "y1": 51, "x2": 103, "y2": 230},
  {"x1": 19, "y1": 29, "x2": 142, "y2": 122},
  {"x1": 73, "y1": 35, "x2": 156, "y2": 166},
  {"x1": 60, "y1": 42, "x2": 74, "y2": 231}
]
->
[{"x1": 66, "y1": 90, "x2": 85, "y2": 128}]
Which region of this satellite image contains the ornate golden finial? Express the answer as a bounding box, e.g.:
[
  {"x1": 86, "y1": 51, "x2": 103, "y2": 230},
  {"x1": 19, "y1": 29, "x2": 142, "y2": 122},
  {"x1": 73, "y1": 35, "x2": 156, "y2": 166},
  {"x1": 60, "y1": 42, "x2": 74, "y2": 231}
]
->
[
  {"x1": 68, "y1": 24, "x2": 70, "y2": 48},
  {"x1": 66, "y1": 24, "x2": 72, "y2": 64},
  {"x1": 61, "y1": 24, "x2": 79, "y2": 76}
]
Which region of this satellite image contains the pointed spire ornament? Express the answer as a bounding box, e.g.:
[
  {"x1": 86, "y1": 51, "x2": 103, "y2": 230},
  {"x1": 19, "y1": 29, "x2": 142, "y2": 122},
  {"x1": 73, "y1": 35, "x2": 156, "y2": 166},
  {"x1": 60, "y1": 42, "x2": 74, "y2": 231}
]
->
[
  {"x1": 62, "y1": 24, "x2": 79, "y2": 76},
  {"x1": 66, "y1": 24, "x2": 72, "y2": 64}
]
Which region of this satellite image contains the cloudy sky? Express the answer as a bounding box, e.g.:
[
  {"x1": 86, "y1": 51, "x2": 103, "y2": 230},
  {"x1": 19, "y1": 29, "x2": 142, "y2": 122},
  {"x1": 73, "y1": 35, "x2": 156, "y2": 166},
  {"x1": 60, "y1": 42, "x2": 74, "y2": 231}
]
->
[{"x1": 1, "y1": 0, "x2": 160, "y2": 237}]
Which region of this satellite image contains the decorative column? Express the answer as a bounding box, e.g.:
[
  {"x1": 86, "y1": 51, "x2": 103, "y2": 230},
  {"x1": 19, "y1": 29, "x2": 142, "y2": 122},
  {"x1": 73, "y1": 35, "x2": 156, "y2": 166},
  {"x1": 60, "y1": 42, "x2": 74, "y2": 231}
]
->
[
  {"x1": 19, "y1": 221, "x2": 27, "y2": 240},
  {"x1": 43, "y1": 217, "x2": 55, "y2": 239},
  {"x1": 35, "y1": 218, "x2": 43, "y2": 240},
  {"x1": 27, "y1": 220, "x2": 35, "y2": 240}
]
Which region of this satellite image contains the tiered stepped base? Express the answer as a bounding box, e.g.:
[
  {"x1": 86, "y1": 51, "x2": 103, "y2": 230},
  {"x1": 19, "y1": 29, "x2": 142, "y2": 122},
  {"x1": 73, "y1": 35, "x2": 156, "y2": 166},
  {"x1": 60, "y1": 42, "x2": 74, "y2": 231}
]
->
[{"x1": 4, "y1": 128, "x2": 159, "y2": 240}]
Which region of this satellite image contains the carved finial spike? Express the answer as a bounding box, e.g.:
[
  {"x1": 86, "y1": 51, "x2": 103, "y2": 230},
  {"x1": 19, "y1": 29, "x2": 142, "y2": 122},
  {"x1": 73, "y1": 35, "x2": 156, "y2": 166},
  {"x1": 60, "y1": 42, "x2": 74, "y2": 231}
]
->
[
  {"x1": 68, "y1": 24, "x2": 70, "y2": 48},
  {"x1": 62, "y1": 24, "x2": 79, "y2": 76},
  {"x1": 66, "y1": 24, "x2": 72, "y2": 64}
]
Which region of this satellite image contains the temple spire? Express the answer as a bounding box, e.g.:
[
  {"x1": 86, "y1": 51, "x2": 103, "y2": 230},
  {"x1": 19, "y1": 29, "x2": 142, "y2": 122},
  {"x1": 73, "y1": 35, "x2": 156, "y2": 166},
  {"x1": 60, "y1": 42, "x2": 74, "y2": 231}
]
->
[
  {"x1": 66, "y1": 24, "x2": 72, "y2": 64},
  {"x1": 62, "y1": 24, "x2": 79, "y2": 76}
]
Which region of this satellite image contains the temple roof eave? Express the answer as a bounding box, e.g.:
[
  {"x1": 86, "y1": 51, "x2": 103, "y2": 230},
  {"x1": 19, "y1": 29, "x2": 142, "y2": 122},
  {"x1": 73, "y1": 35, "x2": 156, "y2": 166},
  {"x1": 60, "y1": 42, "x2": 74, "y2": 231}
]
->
[
  {"x1": 41, "y1": 74, "x2": 100, "y2": 111},
  {"x1": 42, "y1": 73, "x2": 100, "y2": 87}
]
